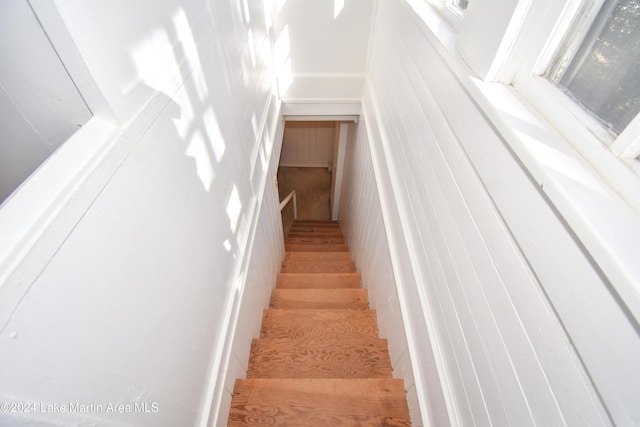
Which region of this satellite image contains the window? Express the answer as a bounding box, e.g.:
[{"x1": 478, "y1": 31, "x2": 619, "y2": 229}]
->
[
  {"x1": 448, "y1": 0, "x2": 469, "y2": 15},
  {"x1": 544, "y1": 0, "x2": 640, "y2": 138},
  {"x1": 512, "y1": 0, "x2": 640, "y2": 174},
  {"x1": 500, "y1": 0, "x2": 640, "y2": 211}
]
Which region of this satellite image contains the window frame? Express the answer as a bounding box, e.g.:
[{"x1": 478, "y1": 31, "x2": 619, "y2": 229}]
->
[
  {"x1": 415, "y1": 0, "x2": 640, "y2": 210},
  {"x1": 540, "y1": 0, "x2": 640, "y2": 150},
  {"x1": 510, "y1": 0, "x2": 640, "y2": 213},
  {"x1": 405, "y1": 0, "x2": 640, "y2": 348},
  {"x1": 420, "y1": 0, "x2": 465, "y2": 30},
  {"x1": 446, "y1": 0, "x2": 469, "y2": 17}
]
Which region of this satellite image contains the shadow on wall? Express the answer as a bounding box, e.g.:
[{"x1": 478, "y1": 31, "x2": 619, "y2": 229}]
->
[
  {"x1": 115, "y1": 0, "x2": 282, "y2": 417},
  {"x1": 121, "y1": 0, "x2": 282, "y2": 271},
  {"x1": 0, "y1": 1, "x2": 283, "y2": 427}
]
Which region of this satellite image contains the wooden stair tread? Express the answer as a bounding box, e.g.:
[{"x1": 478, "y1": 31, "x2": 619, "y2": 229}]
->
[
  {"x1": 260, "y1": 309, "x2": 379, "y2": 339},
  {"x1": 292, "y1": 219, "x2": 340, "y2": 228},
  {"x1": 247, "y1": 338, "x2": 392, "y2": 378},
  {"x1": 228, "y1": 222, "x2": 411, "y2": 426},
  {"x1": 285, "y1": 243, "x2": 349, "y2": 252},
  {"x1": 292, "y1": 223, "x2": 338, "y2": 227},
  {"x1": 285, "y1": 236, "x2": 345, "y2": 244},
  {"x1": 287, "y1": 231, "x2": 344, "y2": 239},
  {"x1": 288, "y1": 227, "x2": 343, "y2": 232},
  {"x1": 282, "y1": 252, "x2": 354, "y2": 268},
  {"x1": 280, "y1": 262, "x2": 356, "y2": 274},
  {"x1": 277, "y1": 272, "x2": 361, "y2": 289},
  {"x1": 293, "y1": 219, "x2": 339, "y2": 224},
  {"x1": 229, "y1": 379, "x2": 410, "y2": 426},
  {"x1": 284, "y1": 251, "x2": 352, "y2": 260},
  {"x1": 280, "y1": 259, "x2": 356, "y2": 274},
  {"x1": 288, "y1": 227, "x2": 344, "y2": 234},
  {"x1": 271, "y1": 289, "x2": 369, "y2": 309}
]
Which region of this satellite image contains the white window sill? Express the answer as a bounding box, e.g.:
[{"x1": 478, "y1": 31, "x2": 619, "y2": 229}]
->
[
  {"x1": 406, "y1": 0, "x2": 459, "y2": 52},
  {"x1": 405, "y1": 0, "x2": 640, "y2": 323},
  {"x1": 468, "y1": 79, "x2": 640, "y2": 322}
]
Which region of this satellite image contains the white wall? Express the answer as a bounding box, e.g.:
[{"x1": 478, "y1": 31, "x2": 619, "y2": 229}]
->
[
  {"x1": 279, "y1": 121, "x2": 335, "y2": 167},
  {"x1": 0, "y1": 0, "x2": 92, "y2": 204},
  {"x1": 272, "y1": 0, "x2": 376, "y2": 110},
  {"x1": 213, "y1": 111, "x2": 285, "y2": 427},
  {"x1": 0, "y1": 0, "x2": 282, "y2": 426},
  {"x1": 338, "y1": 119, "x2": 448, "y2": 426},
  {"x1": 361, "y1": 0, "x2": 638, "y2": 425}
]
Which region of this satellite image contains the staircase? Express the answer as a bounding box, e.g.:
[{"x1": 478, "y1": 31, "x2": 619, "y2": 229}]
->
[{"x1": 228, "y1": 220, "x2": 411, "y2": 426}]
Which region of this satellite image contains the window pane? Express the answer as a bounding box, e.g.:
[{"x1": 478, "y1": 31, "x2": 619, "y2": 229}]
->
[
  {"x1": 557, "y1": 0, "x2": 640, "y2": 135},
  {"x1": 453, "y1": 0, "x2": 469, "y2": 11}
]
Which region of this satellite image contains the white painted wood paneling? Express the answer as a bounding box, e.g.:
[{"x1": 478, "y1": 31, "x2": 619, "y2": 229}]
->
[
  {"x1": 280, "y1": 75, "x2": 365, "y2": 103},
  {"x1": 339, "y1": 118, "x2": 449, "y2": 426},
  {"x1": 360, "y1": 0, "x2": 631, "y2": 425},
  {"x1": 214, "y1": 110, "x2": 285, "y2": 427},
  {"x1": 280, "y1": 121, "x2": 335, "y2": 167},
  {"x1": 272, "y1": 0, "x2": 375, "y2": 103},
  {"x1": 344, "y1": 110, "x2": 452, "y2": 427},
  {"x1": 282, "y1": 102, "x2": 361, "y2": 116},
  {"x1": 0, "y1": 0, "x2": 283, "y2": 425}
]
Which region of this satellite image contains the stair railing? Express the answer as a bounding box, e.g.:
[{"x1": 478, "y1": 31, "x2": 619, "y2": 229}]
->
[{"x1": 279, "y1": 190, "x2": 298, "y2": 219}]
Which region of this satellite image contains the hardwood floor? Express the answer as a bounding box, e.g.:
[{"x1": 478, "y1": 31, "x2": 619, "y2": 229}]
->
[{"x1": 228, "y1": 220, "x2": 411, "y2": 426}]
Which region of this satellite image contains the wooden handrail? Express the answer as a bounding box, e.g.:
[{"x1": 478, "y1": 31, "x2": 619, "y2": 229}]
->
[{"x1": 279, "y1": 190, "x2": 298, "y2": 219}]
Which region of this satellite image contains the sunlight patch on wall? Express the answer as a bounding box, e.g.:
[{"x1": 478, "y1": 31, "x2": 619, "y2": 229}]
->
[
  {"x1": 519, "y1": 134, "x2": 612, "y2": 198},
  {"x1": 173, "y1": 9, "x2": 209, "y2": 102},
  {"x1": 263, "y1": 127, "x2": 274, "y2": 155},
  {"x1": 273, "y1": 25, "x2": 290, "y2": 72},
  {"x1": 334, "y1": 0, "x2": 345, "y2": 19},
  {"x1": 226, "y1": 185, "x2": 242, "y2": 233},
  {"x1": 242, "y1": 0, "x2": 252, "y2": 24},
  {"x1": 264, "y1": 0, "x2": 273, "y2": 30},
  {"x1": 251, "y1": 113, "x2": 260, "y2": 141},
  {"x1": 126, "y1": 7, "x2": 209, "y2": 102},
  {"x1": 203, "y1": 108, "x2": 226, "y2": 162},
  {"x1": 275, "y1": 0, "x2": 288, "y2": 14},
  {"x1": 126, "y1": 27, "x2": 177, "y2": 94},
  {"x1": 273, "y1": 25, "x2": 293, "y2": 95},
  {"x1": 470, "y1": 78, "x2": 612, "y2": 198},
  {"x1": 172, "y1": 85, "x2": 195, "y2": 139},
  {"x1": 185, "y1": 130, "x2": 215, "y2": 192},
  {"x1": 247, "y1": 29, "x2": 257, "y2": 67},
  {"x1": 260, "y1": 136, "x2": 269, "y2": 171},
  {"x1": 277, "y1": 60, "x2": 293, "y2": 96},
  {"x1": 250, "y1": 113, "x2": 262, "y2": 182},
  {"x1": 241, "y1": 29, "x2": 259, "y2": 87}
]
